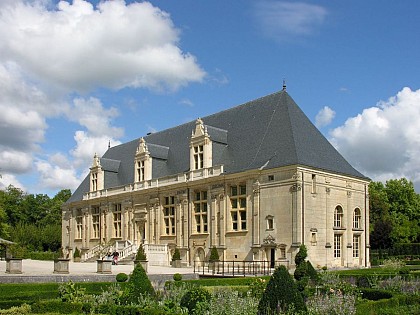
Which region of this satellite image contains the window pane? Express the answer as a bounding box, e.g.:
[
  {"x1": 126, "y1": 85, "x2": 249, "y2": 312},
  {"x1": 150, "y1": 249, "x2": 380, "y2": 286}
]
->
[
  {"x1": 240, "y1": 198, "x2": 246, "y2": 208},
  {"x1": 240, "y1": 185, "x2": 246, "y2": 195},
  {"x1": 231, "y1": 186, "x2": 237, "y2": 196}
]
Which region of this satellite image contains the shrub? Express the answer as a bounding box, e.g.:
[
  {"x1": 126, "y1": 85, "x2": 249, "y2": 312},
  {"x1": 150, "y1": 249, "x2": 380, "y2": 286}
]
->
[
  {"x1": 172, "y1": 247, "x2": 181, "y2": 261},
  {"x1": 0, "y1": 304, "x2": 31, "y2": 314},
  {"x1": 31, "y1": 299, "x2": 86, "y2": 314},
  {"x1": 294, "y1": 244, "x2": 307, "y2": 266},
  {"x1": 257, "y1": 265, "x2": 306, "y2": 314},
  {"x1": 73, "y1": 247, "x2": 81, "y2": 259},
  {"x1": 121, "y1": 263, "x2": 155, "y2": 304},
  {"x1": 209, "y1": 246, "x2": 220, "y2": 262},
  {"x1": 116, "y1": 273, "x2": 128, "y2": 282},
  {"x1": 307, "y1": 260, "x2": 320, "y2": 283},
  {"x1": 135, "y1": 244, "x2": 147, "y2": 261},
  {"x1": 173, "y1": 273, "x2": 182, "y2": 281},
  {"x1": 359, "y1": 288, "x2": 393, "y2": 301},
  {"x1": 180, "y1": 286, "x2": 211, "y2": 314},
  {"x1": 58, "y1": 280, "x2": 86, "y2": 302}
]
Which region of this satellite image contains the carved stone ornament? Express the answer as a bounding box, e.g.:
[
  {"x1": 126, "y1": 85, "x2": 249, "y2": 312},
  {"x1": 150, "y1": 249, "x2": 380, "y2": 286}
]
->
[
  {"x1": 291, "y1": 183, "x2": 302, "y2": 192},
  {"x1": 347, "y1": 191, "x2": 352, "y2": 198},
  {"x1": 326, "y1": 187, "x2": 331, "y2": 194},
  {"x1": 292, "y1": 172, "x2": 301, "y2": 180},
  {"x1": 263, "y1": 234, "x2": 276, "y2": 246}
]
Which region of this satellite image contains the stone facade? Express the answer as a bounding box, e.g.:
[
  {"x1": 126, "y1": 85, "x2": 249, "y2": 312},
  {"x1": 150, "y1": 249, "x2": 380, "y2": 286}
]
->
[{"x1": 62, "y1": 90, "x2": 370, "y2": 269}]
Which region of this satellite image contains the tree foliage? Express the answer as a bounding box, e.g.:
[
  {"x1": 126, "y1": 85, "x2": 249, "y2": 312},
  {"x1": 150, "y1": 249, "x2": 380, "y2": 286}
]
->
[
  {"x1": 0, "y1": 185, "x2": 71, "y2": 252},
  {"x1": 369, "y1": 178, "x2": 420, "y2": 249}
]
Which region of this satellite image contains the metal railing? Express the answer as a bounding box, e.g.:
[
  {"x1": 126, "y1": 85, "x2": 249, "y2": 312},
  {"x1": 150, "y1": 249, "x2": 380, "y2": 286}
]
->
[{"x1": 193, "y1": 259, "x2": 290, "y2": 277}]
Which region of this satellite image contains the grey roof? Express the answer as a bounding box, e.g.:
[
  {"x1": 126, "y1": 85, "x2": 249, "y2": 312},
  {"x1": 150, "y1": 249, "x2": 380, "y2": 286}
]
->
[{"x1": 67, "y1": 90, "x2": 367, "y2": 203}]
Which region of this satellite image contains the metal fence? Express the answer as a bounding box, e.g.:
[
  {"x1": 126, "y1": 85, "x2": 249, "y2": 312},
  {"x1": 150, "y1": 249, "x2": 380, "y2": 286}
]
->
[{"x1": 193, "y1": 259, "x2": 290, "y2": 277}]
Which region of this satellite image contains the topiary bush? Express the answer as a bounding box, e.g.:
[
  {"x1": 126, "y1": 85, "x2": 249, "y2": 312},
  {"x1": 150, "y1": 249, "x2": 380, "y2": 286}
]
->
[
  {"x1": 121, "y1": 263, "x2": 155, "y2": 304},
  {"x1": 73, "y1": 247, "x2": 81, "y2": 260},
  {"x1": 173, "y1": 273, "x2": 182, "y2": 281},
  {"x1": 116, "y1": 272, "x2": 128, "y2": 282},
  {"x1": 258, "y1": 265, "x2": 306, "y2": 314},
  {"x1": 294, "y1": 244, "x2": 307, "y2": 266},
  {"x1": 135, "y1": 244, "x2": 147, "y2": 261},
  {"x1": 180, "y1": 286, "x2": 211, "y2": 314},
  {"x1": 172, "y1": 247, "x2": 181, "y2": 261},
  {"x1": 209, "y1": 246, "x2": 220, "y2": 262}
]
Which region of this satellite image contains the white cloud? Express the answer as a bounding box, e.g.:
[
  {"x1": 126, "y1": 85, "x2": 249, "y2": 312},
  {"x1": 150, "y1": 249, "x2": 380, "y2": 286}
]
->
[
  {"x1": 0, "y1": 150, "x2": 32, "y2": 174},
  {"x1": 0, "y1": 0, "x2": 206, "y2": 92},
  {"x1": 0, "y1": 173, "x2": 26, "y2": 191},
  {"x1": 315, "y1": 106, "x2": 335, "y2": 128},
  {"x1": 330, "y1": 87, "x2": 420, "y2": 190},
  {"x1": 254, "y1": 1, "x2": 327, "y2": 41},
  {"x1": 71, "y1": 131, "x2": 122, "y2": 168},
  {"x1": 35, "y1": 157, "x2": 81, "y2": 191}
]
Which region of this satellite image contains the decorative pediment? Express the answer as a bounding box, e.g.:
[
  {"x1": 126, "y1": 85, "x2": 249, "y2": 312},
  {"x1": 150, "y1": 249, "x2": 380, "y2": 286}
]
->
[
  {"x1": 192, "y1": 118, "x2": 207, "y2": 138},
  {"x1": 136, "y1": 137, "x2": 149, "y2": 156},
  {"x1": 263, "y1": 234, "x2": 276, "y2": 246},
  {"x1": 91, "y1": 153, "x2": 101, "y2": 168}
]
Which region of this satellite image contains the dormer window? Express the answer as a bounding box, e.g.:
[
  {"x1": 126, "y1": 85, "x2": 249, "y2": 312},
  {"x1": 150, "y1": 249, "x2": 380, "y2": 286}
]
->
[
  {"x1": 190, "y1": 118, "x2": 212, "y2": 171},
  {"x1": 194, "y1": 145, "x2": 204, "y2": 169},
  {"x1": 90, "y1": 153, "x2": 104, "y2": 191},
  {"x1": 134, "y1": 137, "x2": 151, "y2": 182}
]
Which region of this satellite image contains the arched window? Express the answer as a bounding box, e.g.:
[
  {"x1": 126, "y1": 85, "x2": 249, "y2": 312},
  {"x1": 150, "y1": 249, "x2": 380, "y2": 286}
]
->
[
  {"x1": 353, "y1": 208, "x2": 361, "y2": 229},
  {"x1": 334, "y1": 206, "x2": 344, "y2": 228}
]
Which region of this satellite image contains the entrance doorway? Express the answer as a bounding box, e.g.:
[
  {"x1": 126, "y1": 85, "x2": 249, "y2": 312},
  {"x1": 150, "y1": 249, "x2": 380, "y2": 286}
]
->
[{"x1": 270, "y1": 248, "x2": 275, "y2": 268}]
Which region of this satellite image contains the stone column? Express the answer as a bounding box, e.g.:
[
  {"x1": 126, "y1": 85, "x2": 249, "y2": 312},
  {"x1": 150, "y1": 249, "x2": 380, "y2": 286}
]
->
[{"x1": 252, "y1": 181, "x2": 261, "y2": 246}]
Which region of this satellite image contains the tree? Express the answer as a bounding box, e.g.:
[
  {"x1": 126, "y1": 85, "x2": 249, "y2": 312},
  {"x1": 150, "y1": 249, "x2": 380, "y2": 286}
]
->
[
  {"x1": 121, "y1": 263, "x2": 155, "y2": 304},
  {"x1": 369, "y1": 178, "x2": 420, "y2": 249}
]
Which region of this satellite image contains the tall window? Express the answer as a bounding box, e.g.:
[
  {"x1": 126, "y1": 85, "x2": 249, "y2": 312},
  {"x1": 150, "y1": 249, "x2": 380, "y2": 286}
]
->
[
  {"x1": 230, "y1": 184, "x2": 247, "y2": 231},
  {"x1": 334, "y1": 206, "x2": 344, "y2": 228},
  {"x1": 312, "y1": 174, "x2": 316, "y2": 193},
  {"x1": 163, "y1": 196, "x2": 176, "y2": 235},
  {"x1": 193, "y1": 145, "x2": 204, "y2": 169},
  {"x1": 113, "y1": 204, "x2": 122, "y2": 238},
  {"x1": 137, "y1": 160, "x2": 145, "y2": 182},
  {"x1": 353, "y1": 208, "x2": 361, "y2": 229},
  {"x1": 76, "y1": 209, "x2": 83, "y2": 239},
  {"x1": 334, "y1": 234, "x2": 342, "y2": 258},
  {"x1": 353, "y1": 235, "x2": 360, "y2": 258},
  {"x1": 91, "y1": 172, "x2": 98, "y2": 191},
  {"x1": 91, "y1": 206, "x2": 100, "y2": 239},
  {"x1": 194, "y1": 191, "x2": 208, "y2": 233}
]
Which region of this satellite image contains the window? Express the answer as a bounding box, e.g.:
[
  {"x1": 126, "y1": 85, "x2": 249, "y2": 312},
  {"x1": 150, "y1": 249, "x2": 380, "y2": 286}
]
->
[
  {"x1": 311, "y1": 232, "x2": 317, "y2": 245},
  {"x1": 76, "y1": 209, "x2": 83, "y2": 239},
  {"x1": 353, "y1": 235, "x2": 360, "y2": 258},
  {"x1": 353, "y1": 208, "x2": 361, "y2": 229},
  {"x1": 230, "y1": 184, "x2": 247, "y2": 231},
  {"x1": 268, "y1": 175, "x2": 274, "y2": 181},
  {"x1": 280, "y1": 247, "x2": 286, "y2": 259},
  {"x1": 163, "y1": 196, "x2": 176, "y2": 235},
  {"x1": 334, "y1": 206, "x2": 344, "y2": 228},
  {"x1": 312, "y1": 174, "x2": 316, "y2": 193},
  {"x1": 194, "y1": 191, "x2": 208, "y2": 233},
  {"x1": 266, "y1": 216, "x2": 274, "y2": 230},
  {"x1": 91, "y1": 172, "x2": 98, "y2": 191},
  {"x1": 113, "y1": 204, "x2": 122, "y2": 238},
  {"x1": 136, "y1": 160, "x2": 145, "y2": 182},
  {"x1": 92, "y1": 206, "x2": 100, "y2": 238},
  {"x1": 334, "y1": 234, "x2": 342, "y2": 258},
  {"x1": 193, "y1": 145, "x2": 204, "y2": 169}
]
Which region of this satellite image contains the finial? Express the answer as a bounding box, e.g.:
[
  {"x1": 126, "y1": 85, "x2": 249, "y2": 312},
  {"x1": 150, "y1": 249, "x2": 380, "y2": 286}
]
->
[
  {"x1": 282, "y1": 79, "x2": 286, "y2": 91},
  {"x1": 108, "y1": 140, "x2": 111, "y2": 149}
]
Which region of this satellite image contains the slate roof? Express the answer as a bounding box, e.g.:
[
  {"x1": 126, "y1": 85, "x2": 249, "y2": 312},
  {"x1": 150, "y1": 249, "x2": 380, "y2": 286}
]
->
[{"x1": 67, "y1": 90, "x2": 367, "y2": 203}]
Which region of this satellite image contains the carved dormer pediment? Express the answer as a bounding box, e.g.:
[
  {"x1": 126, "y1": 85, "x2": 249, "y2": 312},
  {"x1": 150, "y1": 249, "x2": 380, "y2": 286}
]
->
[
  {"x1": 192, "y1": 118, "x2": 206, "y2": 138},
  {"x1": 91, "y1": 152, "x2": 101, "y2": 169},
  {"x1": 136, "y1": 137, "x2": 150, "y2": 156}
]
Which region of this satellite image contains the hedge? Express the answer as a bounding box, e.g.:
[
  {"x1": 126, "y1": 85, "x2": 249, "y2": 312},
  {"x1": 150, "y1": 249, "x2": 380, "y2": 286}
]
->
[
  {"x1": 101, "y1": 305, "x2": 182, "y2": 315},
  {"x1": 356, "y1": 294, "x2": 420, "y2": 315},
  {"x1": 359, "y1": 288, "x2": 393, "y2": 301},
  {"x1": 31, "y1": 300, "x2": 87, "y2": 314}
]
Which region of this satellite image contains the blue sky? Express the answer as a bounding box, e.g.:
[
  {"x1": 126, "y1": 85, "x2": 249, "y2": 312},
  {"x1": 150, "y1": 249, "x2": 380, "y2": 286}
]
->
[{"x1": 1, "y1": 0, "x2": 420, "y2": 195}]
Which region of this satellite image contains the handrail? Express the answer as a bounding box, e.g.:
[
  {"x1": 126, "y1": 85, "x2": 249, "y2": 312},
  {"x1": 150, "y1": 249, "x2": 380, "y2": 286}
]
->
[{"x1": 193, "y1": 259, "x2": 290, "y2": 276}]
